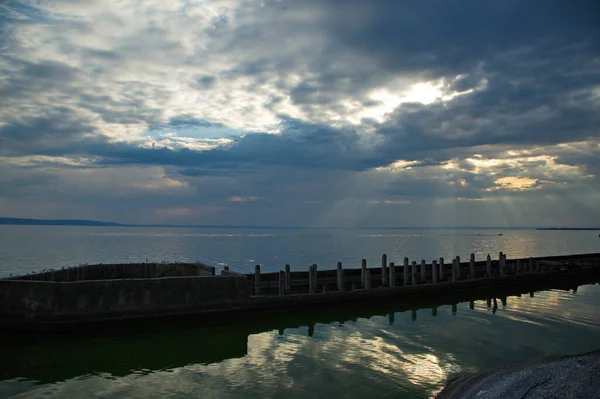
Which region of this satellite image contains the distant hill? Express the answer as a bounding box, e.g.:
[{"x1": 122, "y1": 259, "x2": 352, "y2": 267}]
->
[{"x1": 0, "y1": 217, "x2": 123, "y2": 227}]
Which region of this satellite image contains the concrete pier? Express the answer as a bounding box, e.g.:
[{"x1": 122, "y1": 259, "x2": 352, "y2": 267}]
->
[
  {"x1": 255, "y1": 264, "x2": 261, "y2": 295},
  {"x1": 499, "y1": 252, "x2": 506, "y2": 276},
  {"x1": 278, "y1": 270, "x2": 285, "y2": 296},
  {"x1": 470, "y1": 253, "x2": 475, "y2": 279},
  {"x1": 361, "y1": 259, "x2": 367, "y2": 288},
  {"x1": 452, "y1": 258, "x2": 458, "y2": 282},
  {"x1": 3, "y1": 252, "x2": 599, "y2": 327},
  {"x1": 337, "y1": 262, "x2": 343, "y2": 292},
  {"x1": 285, "y1": 264, "x2": 291, "y2": 294},
  {"x1": 381, "y1": 254, "x2": 388, "y2": 286},
  {"x1": 309, "y1": 264, "x2": 316, "y2": 294}
]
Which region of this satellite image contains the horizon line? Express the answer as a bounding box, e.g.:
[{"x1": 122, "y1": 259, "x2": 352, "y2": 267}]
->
[{"x1": 1, "y1": 217, "x2": 599, "y2": 230}]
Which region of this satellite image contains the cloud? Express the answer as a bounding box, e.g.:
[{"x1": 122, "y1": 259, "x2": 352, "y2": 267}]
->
[{"x1": 1, "y1": 0, "x2": 599, "y2": 226}]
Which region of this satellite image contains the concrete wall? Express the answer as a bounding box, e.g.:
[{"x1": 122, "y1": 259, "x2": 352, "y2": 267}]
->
[
  {"x1": 0, "y1": 276, "x2": 250, "y2": 322},
  {"x1": 11, "y1": 263, "x2": 215, "y2": 282}
]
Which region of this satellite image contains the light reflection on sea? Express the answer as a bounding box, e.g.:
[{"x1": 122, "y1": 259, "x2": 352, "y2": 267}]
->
[
  {"x1": 0, "y1": 226, "x2": 599, "y2": 277},
  {"x1": 1, "y1": 283, "x2": 599, "y2": 399}
]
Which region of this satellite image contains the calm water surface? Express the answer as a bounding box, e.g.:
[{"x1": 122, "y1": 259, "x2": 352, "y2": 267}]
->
[
  {"x1": 0, "y1": 226, "x2": 599, "y2": 276},
  {"x1": 1, "y1": 226, "x2": 599, "y2": 398},
  {"x1": 1, "y1": 282, "x2": 599, "y2": 398}
]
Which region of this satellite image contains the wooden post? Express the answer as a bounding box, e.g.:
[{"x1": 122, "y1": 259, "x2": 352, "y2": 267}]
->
[
  {"x1": 486, "y1": 254, "x2": 492, "y2": 277},
  {"x1": 499, "y1": 253, "x2": 506, "y2": 276},
  {"x1": 411, "y1": 261, "x2": 417, "y2": 285},
  {"x1": 420, "y1": 260, "x2": 426, "y2": 282},
  {"x1": 432, "y1": 260, "x2": 438, "y2": 284},
  {"x1": 285, "y1": 264, "x2": 291, "y2": 294},
  {"x1": 278, "y1": 270, "x2": 285, "y2": 296},
  {"x1": 403, "y1": 257, "x2": 409, "y2": 286},
  {"x1": 389, "y1": 262, "x2": 395, "y2": 287},
  {"x1": 254, "y1": 264, "x2": 261, "y2": 295},
  {"x1": 381, "y1": 254, "x2": 388, "y2": 286},
  {"x1": 439, "y1": 257, "x2": 444, "y2": 282},
  {"x1": 365, "y1": 269, "x2": 371, "y2": 289},
  {"x1": 337, "y1": 262, "x2": 343, "y2": 292},
  {"x1": 528, "y1": 258, "x2": 533, "y2": 274},
  {"x1": 432, "y1": 305, "x2": 438, "y2": 316},
  {"x1": 452, "y1": 303, "x2": 457, "y2": 314},
  {"x1": 469, "y1": 300, "x2": 475, "y2": 310},
  {"x1": 456, "y1": 256, "x2": 461, "y2": 279},
  {"x1": 411, "y1": 310, "x2": 417, "y2": 321},
  {"x1": 361, "y1": 259, "x2": 367, "y2": 288},
  {"x1": 309, "y1": 264, "x2": 316, "y2": 294},
  {"x1": 470, "y1": 253, "x2": 475, "y2": 279}
]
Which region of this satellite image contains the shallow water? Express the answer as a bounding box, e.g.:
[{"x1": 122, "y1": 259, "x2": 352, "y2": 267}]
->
[
  {"x1": 1, "y1": 226, "x2": 599, "y2": 277},
  {"x1": 1, "y1": 281, "x2": 599, "y2": 399}
]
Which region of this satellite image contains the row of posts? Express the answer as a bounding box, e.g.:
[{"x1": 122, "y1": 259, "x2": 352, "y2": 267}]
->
[
  {"x1": 278, "y1": 293, "x2": 522, "y2": 336},
  {"x1": 253, "y1": 252, "x2": 543, "y2": 296}
]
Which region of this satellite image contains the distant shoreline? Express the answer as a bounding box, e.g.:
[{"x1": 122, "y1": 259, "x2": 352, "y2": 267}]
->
[{"x1": 0, "y1": 217, "x2": 598, "y2": 230}]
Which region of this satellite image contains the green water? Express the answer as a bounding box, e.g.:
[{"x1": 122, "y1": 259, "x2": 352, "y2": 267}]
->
[{"x1": 2, "y1": 281, "x2": 600, "y2": 398}]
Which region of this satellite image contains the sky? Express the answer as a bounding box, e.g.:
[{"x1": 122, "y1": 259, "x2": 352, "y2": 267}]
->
[{"x1": 1, "y1": 0, "x2": 599, "y2": 227}]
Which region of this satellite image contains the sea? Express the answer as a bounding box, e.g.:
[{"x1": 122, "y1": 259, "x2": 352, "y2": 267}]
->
[
  {"x1": 0, "y1": 225, "x2": 599, "y2": 398},
  {"x1": 0, "y1": 225, "x2": 599, "y2": 276}
]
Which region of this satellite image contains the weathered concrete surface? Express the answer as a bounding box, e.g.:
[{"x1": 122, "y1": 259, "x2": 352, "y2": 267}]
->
[
  {"x1": 248, "y1": 253, "x2": 600, "y2": 295},
  {"x1": 437, "y1": 350, "x2": 600, "y2": 399},
  {"x1": 0, "y1": 276, "x2": 250, "y2": 322},
  {"x1": 9, "y1": 262, "x2": 215, "y2": 282}
]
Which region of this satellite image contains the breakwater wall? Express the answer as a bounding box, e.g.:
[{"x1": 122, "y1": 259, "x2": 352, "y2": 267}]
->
[
  {"x1": 8, "y1": 262, "x2": 215, "y2": 282},
  {"x1": 246, "y1": 252, "x2": 600, "y2": 296},
  {"x1": 0, "y1": 276, "x2": 249, "y2": 322},
  {"x1": 1, "y1": 252, "x2": 599, "y2": 326}
]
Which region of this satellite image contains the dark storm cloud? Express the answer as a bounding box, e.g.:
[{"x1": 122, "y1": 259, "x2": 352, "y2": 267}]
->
[
  {"x1": 1, "y1": 0, "x2": 600, "y2": 227},
  {"x1": 2, "y1": 0, "x2": 598, "y2": 171},
  {"x1": 80, "y1": 118, "x2": 369, "y2": 171},
  {"x1": 0, "y1": 112, "x2": 99, "y2": 157},
  {"x1": 312, "y1": 0, "x2": 600, "y2": 77}
]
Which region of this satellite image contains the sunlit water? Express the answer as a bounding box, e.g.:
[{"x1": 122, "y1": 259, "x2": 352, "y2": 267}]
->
[
  {"x1": 1, "y1": 283, "x2": 599, "y2": 398},
  {"x1": 1, "y1": 226, "x2": 599, "y2": 398},
  {"x1": 1, "y1": 226, "x2": 599, "y2": 276}
]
